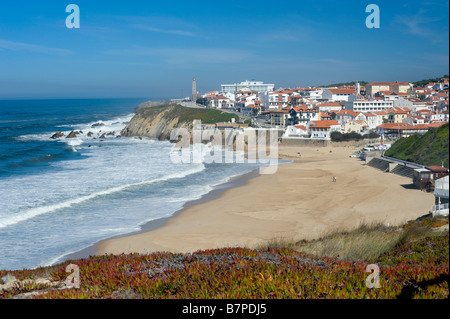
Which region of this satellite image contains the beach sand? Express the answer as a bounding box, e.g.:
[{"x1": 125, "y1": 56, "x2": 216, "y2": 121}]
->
[{"x1": 94, "y1": 144, "x2": 435, "y2": 256}]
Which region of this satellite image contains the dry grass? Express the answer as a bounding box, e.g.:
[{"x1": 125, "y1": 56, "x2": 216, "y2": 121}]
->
[{"x1": 261, "y1": 217, "x2": 449, "y2": 262}]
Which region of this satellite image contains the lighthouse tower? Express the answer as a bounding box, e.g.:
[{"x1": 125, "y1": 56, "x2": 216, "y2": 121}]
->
[{"x1": 192, "y1": 77, "x2": 197, "y2": 102}]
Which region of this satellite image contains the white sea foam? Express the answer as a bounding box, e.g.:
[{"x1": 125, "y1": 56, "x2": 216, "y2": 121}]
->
[
  {"x1": 15, "y1": 113, "x2": 135, "y2": 142},
  {"x1": 1, "y1": 108, "x2": 265, "y2": 270},
  {"x1": 0, "y1": 164, "x2": 205, "y2": 229}
]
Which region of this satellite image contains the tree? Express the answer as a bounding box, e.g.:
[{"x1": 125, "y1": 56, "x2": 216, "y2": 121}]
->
[
  {"x1": 196, "y1": 97, "x2": 207, "y2": 106},
  {"x1": 331, "y1": 131, "x2": 344, "y2": 142}
]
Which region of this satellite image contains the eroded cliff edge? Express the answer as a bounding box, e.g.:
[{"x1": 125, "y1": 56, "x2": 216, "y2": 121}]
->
[{"x1": 121, "y1": 102, "x2": 239, "y2": 141}]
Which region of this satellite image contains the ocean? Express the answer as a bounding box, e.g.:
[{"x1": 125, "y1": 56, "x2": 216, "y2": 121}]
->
[{"x1": 0, "y1": 99, "x2": 264, "y2": 271}]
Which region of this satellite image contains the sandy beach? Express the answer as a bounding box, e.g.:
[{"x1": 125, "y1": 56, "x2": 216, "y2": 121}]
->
[{"x1": 95, "y1": 144, "x2": 435, "y2": 256}]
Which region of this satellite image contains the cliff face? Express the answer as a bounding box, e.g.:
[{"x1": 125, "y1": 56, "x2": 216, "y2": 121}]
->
[
  {"x1": 121, "y1": 104, "x2": 193, "y2": 141},
  {"x1": 121, "y1": 103, "x2": 240, "y2": 141}
]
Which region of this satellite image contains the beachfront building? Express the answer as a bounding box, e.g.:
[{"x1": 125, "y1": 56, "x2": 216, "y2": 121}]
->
[
  {"x1": 375, "y1": 122, "x2": 447, "y2": 138},
  {"x1": 308, "y1": 120, "x2": 341, "y2": 140},
  {"x1": 366, "y1": 82, "x2": 414, "y2": 97},
  {"x1": 432, "y1": 176, "x2": 449, "y2": 216},
  {"x1": 221, "y1": 80, "x2": 275, "y2": 95},
  {"x1": 342, "y1": 119, "x2": 369, "y2": 134},
  {"x1": 284, "y1": 125, "x2": 309, "y2": 137}
]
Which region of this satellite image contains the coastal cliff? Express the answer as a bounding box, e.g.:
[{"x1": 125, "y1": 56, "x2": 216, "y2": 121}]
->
[{"x1": 121, "y1": 103, "x2": 239, "y2": 141}]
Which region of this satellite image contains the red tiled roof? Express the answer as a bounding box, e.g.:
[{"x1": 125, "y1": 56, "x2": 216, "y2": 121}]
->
[
  {"x1": 316, "y1": 102, "x2": 341, "y2": 107},
  {"x1": 310, "y1": 120, "x2": 340, "y2": 128},
  {"x1": 426, "y1": 166, "x2": 449, "y2": 173},
  {"x1": 427, "y1": 121, "x2": 448, "y2": 128},
  {"x1": 386, "y1": 107, "x2": 408, "y2": 114},
  {"x1": 336, "y1": 109, "x2": 360, "y2": 117},
  {"x1": 327, "y1": 89, "x2": 355, "y2": 95},
  {"x1": 377, "y1": 122, "x2": 447, "y2": 130}
]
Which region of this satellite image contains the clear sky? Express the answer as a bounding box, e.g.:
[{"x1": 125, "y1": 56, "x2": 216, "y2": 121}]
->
[{"x1": 0, "y1": 0, "x2": 448, "y2": 99}]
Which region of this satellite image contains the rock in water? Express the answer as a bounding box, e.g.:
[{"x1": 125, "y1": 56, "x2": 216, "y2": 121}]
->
[
  {"x1": 99, "y1": 133, "x2": 106, "y2": 139},
  {"x1": 50, "y1": 131, "x2": 64, "y2": 139},
  {"x1": 66, "y1": 131, "x2": 80, "y2": 139},
  {"x1": 87, "y1": 132, "x2": 94, "y2": 137},
  {"x1": 91, "y1": 122, "x2": 105, "y2": 128}
]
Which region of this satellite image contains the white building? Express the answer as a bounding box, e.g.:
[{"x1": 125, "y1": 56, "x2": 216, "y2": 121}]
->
[
  {"x1": 221, "y1": 80, "x2": 275, "y2": 95},
  {"x1": 301, "y1": 88, "x2": 324, "y2": 100},
  {"x1": 321, "y1": 89, "x2": 358, "y2": 102},
  {"x1": 432, "y1": 175, "x2": 449, "y2": 217},
  {"x1": 315, "y1": 102, "x2": 342, "y2": 113},
  {"x1": 347, "y1": 99, "x2": 394, "y2": 112},
  {"x1": 284, "y1": 125, "x2": 309, "y2": 137},
  {"x1": 268, "y1": 91, "x2": 290, "y2": 109},
  {"x1": 207, "y1": 95, "x2": 234, "y2": 109},
  {"x1": 394, "y1": 97, "x2": 431, "y2": 112},
  {"x1": 362, "y1": 112, "x2": 381, "y2": 130},
  {"x1": 308, "y1": 120, "x2": 341, "y2": 140}
]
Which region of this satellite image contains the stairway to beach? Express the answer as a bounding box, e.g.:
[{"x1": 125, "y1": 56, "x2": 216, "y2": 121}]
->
[
  {"x1": 389, "y1": 164, "x2": 415, "y2": 179},
  {"x1": 367, "y1": 157, "x2": 390, "y2": 172}
]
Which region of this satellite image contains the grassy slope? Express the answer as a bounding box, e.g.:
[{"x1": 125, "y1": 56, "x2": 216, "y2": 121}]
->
[
  {"x1": 140, "y1": 104, "x2": 240, "y2": 125},
  {"x1": 384, "y1": 123, "x2": 449, "y2": 168},
  {"x1": 0, "y1": 218, "x2": 448, "y2": 299}
]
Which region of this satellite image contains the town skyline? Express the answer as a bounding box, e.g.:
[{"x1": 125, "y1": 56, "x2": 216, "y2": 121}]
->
[{"x1": 0, "y1": 0, "x2": 448, "y2": 100}]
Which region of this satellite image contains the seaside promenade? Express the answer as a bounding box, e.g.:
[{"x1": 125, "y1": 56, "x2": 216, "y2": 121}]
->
[{"x1": 95, "y1": 144, "x2": 435, "y2": 256}]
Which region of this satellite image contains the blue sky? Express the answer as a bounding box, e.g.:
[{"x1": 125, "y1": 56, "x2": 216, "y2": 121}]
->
[{"x1": 0, "y1": 0, "x2": 448, "y2": 99}]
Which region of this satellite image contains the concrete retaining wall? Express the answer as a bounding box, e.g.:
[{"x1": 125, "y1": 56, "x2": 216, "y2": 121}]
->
[{"x1": 280, "y1": 138, "x2": 330, "y2": 147}]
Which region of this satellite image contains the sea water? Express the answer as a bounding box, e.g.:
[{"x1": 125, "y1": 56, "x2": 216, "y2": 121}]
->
[{"x1": 0, "y1": 99, "x2": 264, "y2": 270}]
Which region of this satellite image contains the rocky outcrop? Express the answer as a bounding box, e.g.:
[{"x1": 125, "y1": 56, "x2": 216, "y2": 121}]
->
[
  {"x1": 121, "y1": 103, "x2": 194, "y2": 141},
  {"x1": 66, "y1": 131, "x2": 81, "y2": 139},
  {"x1": 51, "y1": 131, "x2": 64, "y2": 139}
]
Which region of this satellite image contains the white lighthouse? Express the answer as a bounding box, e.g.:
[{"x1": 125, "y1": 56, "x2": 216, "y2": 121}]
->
[{"x1": 192, "y1": 77, "x2": 197, "y2": 102}]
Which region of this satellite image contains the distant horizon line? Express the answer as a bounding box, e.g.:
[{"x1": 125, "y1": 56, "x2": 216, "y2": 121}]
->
[
  {"x1": 0, "y1": 97, "x2": 167, "y2": 101},
  {"x1": 1, "y1": 73, "x2": 448, "y2": 101}
]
